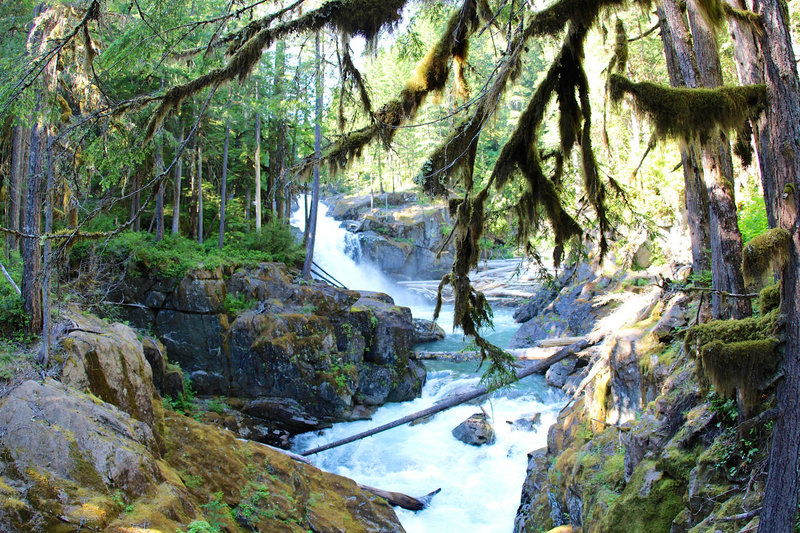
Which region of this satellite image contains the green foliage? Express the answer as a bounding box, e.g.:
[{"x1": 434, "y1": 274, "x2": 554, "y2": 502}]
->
[
  {"x1": 177, "y1": 521, "x2": 220, "y2": 533},
  {"x1": 74, "y1": 224, "x2": 304, "y2": 280},
  {"x1": 205, "y1": 397, "x2": 228, "y2": 415},
  {"x1": 223, "y1": 294, "x2": 257, "y2": 315},
  {"x1": 737, "y1": 187, "x2": 769, "y2": 244},
  {"x1": 707, "y1": 393, "x2": 771, "y2": 479},
  {"x1": 0, "y1": 255, "x2": 28, "y2": 340},
  {"x1": 164, "y1": 377, "x2": 196, "y2": 414}
]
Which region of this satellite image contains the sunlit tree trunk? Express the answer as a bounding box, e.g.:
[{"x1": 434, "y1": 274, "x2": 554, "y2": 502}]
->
[
  {"x1": 219, "y1": 94, "x2": 231, "y2": 250},
  {"x1": 686, "y1": 0, "x2": 751, "y2": 320},
  {"x1": 39, "y1": 140, "x2": 54, "y2": 365},
  {"x1": 22, "y1": 119, "x2": 44, "y2": 334},
  {"x1": 753, "y1": 0, "x2": 800, "y2": 527},
  {"x1": 171, "y1": 120, "x2": 184, "y2": 236},
  {"x1": 657, "y1": 0, "x2": 712, "y2": 277},
  {"x1": 725, "y1": 0, "x2": 775, "y2": 226},
  {"x1": 255, "y1": 82, "x2": 262, "y2": 232},
  {"x1": 197, "y1": 140, "x2": 204, "y2": 244},
  {"x1": 302, "y1": 31, "x2": 324, "y2": 279},
  {"x1": 155, "y1": 137, "x2": 165, "y2": 242}
]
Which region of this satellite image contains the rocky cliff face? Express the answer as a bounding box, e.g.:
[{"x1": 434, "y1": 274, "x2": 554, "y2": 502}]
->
[
  {"x1": 107, "y1": 262, "x2": 425, "y2": 440},
  {"x1": 329, "y1": 193, "x2": 454, "y2": 280},
  {"x1": 0, "y1": 316, "x2": 406, "y2": 532},
  {"x1": 512, "y1": 270, "x2": 767, "y2": 533}
]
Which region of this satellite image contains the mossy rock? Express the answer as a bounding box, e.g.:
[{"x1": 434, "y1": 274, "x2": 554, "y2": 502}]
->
[{"x1": 595, "y1": 460, "x2": 684, "y2": 533}]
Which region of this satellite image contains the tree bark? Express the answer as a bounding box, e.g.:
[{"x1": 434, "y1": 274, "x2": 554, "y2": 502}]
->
[
  {"x1": 657, "y1": 0, "x2": 712, "y2": 276},
  {"x1": 272, "y1": 40, "x2": 287, "y2": 223},
  {"x1": 198, "y1": 141, "x2": 204, "y2": 244},
  {"x1": 155, "y1": 137, "x2": 165, "y2": 241},
  {"x1": 686, "y1": 0, "x2": 751, "y2": 319},
  {"x1": 726, "y1": 0, "x2": 776, "y2": 226},
  {"x1": 255, "y1": 84, "x2": 262, "y2": 232},
  {"x1": 21, "y1": 121, "x2": 44, "y2": 333},
  {"x1": 171, "y1": 121, "x2": 184, "y2": 236},
  {"x1": 39, "y1": 141, "x2": 54, "y2": 365},
  {"x1": 302, "y1": 32, "x2": 324, "y2": 279},
  {"x1": 219, "y1": 96, "x2": 232, "y2": 250},
  {"x1": 752, "y1": 0, "x2": 800, "y2": 528}
]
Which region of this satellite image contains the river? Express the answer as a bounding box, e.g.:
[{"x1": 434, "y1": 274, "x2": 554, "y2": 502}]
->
[{"x1": 291, "y1": 199, "x2": 564, "y2": 532}]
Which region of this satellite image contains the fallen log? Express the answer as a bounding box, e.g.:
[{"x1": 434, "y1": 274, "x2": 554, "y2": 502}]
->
[
  {"x1": 359, "y1": 485, "x2": 441, "y2": 511},
  {"x1": 302, "y1": 339, "x2": 592, "y2": 456}
]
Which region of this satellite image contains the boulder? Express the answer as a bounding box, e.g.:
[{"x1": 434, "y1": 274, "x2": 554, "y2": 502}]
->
[
  {"x1": 452, "y1": 412, "x2": 496, "y2": 446},
  {"x1": 0, "y1": 379, "x2": 162, "y2": 530},
  {"x1": 652, "y1": 294, "x2": 689, "y2": 341},
  {"x1": 0, "y1": 380, "x2": 406, "y2": 533},
  {"x1": 507, "y1": 412, "x2": 542, "y2": 431},
  {"x1": 413, "y1": 318, "x2": 446, "y2": 343},
  {"x1": 545, "y1": 356, "x2": 578, "y2": 388},
  {"x1": 61, "y1": 315, "x2": 161, "y2": 434}
]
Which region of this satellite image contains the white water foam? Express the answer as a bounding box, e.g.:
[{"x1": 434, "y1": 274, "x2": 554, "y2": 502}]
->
[{"x1": 291, "y1": 198, "x2": 564, "y2": 532}]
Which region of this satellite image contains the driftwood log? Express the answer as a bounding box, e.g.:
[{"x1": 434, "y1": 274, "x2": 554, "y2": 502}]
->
[
  {"x1": 359, "y1": 485, "x2": 442, "y2": 511},
  {"x1": 302, "y1": 339, "x2": 591, "y2": 457}
]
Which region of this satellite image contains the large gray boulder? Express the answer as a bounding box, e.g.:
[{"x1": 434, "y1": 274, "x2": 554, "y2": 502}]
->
[{"x1": 452, "y1": 412, "x2": 496, "y2": 446}]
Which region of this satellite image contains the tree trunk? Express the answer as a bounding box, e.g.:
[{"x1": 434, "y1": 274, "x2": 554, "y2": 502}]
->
[
  {"x1": 255, "y1": 87, "x2": 262, "y2": 232},
  {"x1": 219, "y1": 98, "x2": 231, "y2": 250},
  {"x1": 131, "y1": 170, "x2": 141, "y2": 232},
  {"x1": 753, "y1": 0, "x2": 800, "y2": 528},
  {"x1": 171, "y1": 121, "x2": 184, "y2": 236},
  {"x1": 6, "y1": 125, "x2": 23, "y2": 254},
  {"x1": 21, "y1": 121, "x2": 44, "y2": 334},
  {"x1": 39, "y1": 141, "x2": 54, "y2": 365},
  {"x1": 272, "y1": 40, "x2": 287, "y2": 223},
  {"x1": 155, "y1": 138, "x2": 165, "y2": 242},
  {"x1": 197, "y1": 141, "x2": 204, "y2": 244},
  {"x1": 302, "y1": 32, "x2": 324, "y2": 279},
  {"x1": 726, "y1": 0, "x2": 776, "y2": 226},
  {"x1": 657, "y1": 0, "x2": 712, "y2": 276},
  {"x1": 686, "y1": 0, "x2": 751, "y2": 319}
]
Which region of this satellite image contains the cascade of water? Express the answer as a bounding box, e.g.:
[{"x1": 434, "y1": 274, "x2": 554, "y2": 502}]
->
[
  {"x1": 290, "y1": 198, "x2": 423, "y2": 308},
  {"x1": 291, "y1": 198, "x2": 565, "y2": 532}
]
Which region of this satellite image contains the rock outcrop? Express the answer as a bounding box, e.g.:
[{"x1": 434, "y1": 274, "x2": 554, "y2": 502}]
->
[
  {"x1": 330, "y1": 194, "x2": 454, "y2": 279},
  {"x1": 110, "y1": 262, "x2": 425, "y2": 438},
  {"x1": 512, "y1": 274, "x2": 768, "y2": 533},
  {"x1": 0, "y1": 378, "x2": 405, "y2": 532}
]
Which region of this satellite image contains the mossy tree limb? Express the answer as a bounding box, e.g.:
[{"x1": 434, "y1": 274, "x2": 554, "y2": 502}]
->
[{"x1": 608, "y1": 74, "x2": 767, "y2": 139}]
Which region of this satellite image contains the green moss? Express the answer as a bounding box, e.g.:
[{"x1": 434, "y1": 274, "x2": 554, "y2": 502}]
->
[
  {"x1": 759, "y1": 283, "x2": 781, "y2": 314},
  {"x1": 742, "y1": 228, "x2": 791, "y2": 286},
  {"x1": 596, "y1": 460, "x2": 685, "y2": 533},
  {"x1": 685, "y1": 309, "x2": 783, "y2": 408},
  {"x1": 609, "y1": 74, "x2": 766, "y2": 139}
]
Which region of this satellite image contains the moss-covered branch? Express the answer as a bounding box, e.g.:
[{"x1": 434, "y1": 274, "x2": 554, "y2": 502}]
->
[
  {"x1": 608, "y1": 74, "x2": 767, "y2": 138},
  {"x1": 295, "y1": 0, "x2": 481, "y2": 179},
  {"x1": 686, "y1": 284, "x2": 784, "y2": 408},
  {"x1": 145, "y1": 0, "x2": 410, "y2": 139},
  {"x1": 742, "y1": 227, "x2": 791, "y2": 285}
]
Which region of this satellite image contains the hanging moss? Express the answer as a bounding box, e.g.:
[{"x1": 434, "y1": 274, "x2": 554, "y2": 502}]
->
[
  {"x1": 741, "y1": 227, "x2": 791, "y2": 285},
  {"x1": 338, "y1": 38, "x2": 374, "y2": 129},
  {"x1": 608, "y1": 74, "x2": 766, "y2": 139},
  {"x1": 759, "y1": 283, "x2": 780, "y2": 314},
  {"x1": 145, "y1": 0, "x2": 410, "y2": 140},
  {"x1": 723, "y1": 3, "x2": 763, "y2": 26},
  {"x1": 733, "y1": 120, "x2": 754, "y2": 168},
  {"x1": 685, "y1": 308, "x2": 783, "y2": 409},
  {"x1": 694, "y1": 0, "x2": 726, "y2": 28}
]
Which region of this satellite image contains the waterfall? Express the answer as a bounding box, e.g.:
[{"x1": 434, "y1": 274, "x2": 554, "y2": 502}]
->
[{"x1": 291, "y1": 198, "x2": 565, "y2": 532}]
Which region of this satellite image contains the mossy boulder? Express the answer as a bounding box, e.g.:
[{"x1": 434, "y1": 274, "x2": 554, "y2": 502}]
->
[
  {"x1": 0, "y1": 380, "x2": 405, "y2": 533},
  {"x1": 61, "y1": 314, "x2": 162, "y2": 437},
  {"x1": 595, "y1": 460, "x2": 684, "y2": 533}
]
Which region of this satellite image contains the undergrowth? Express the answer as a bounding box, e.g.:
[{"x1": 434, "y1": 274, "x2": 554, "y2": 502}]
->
[{"x1": 70, "y1": 222, "x2": 304, "y2": 279}]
